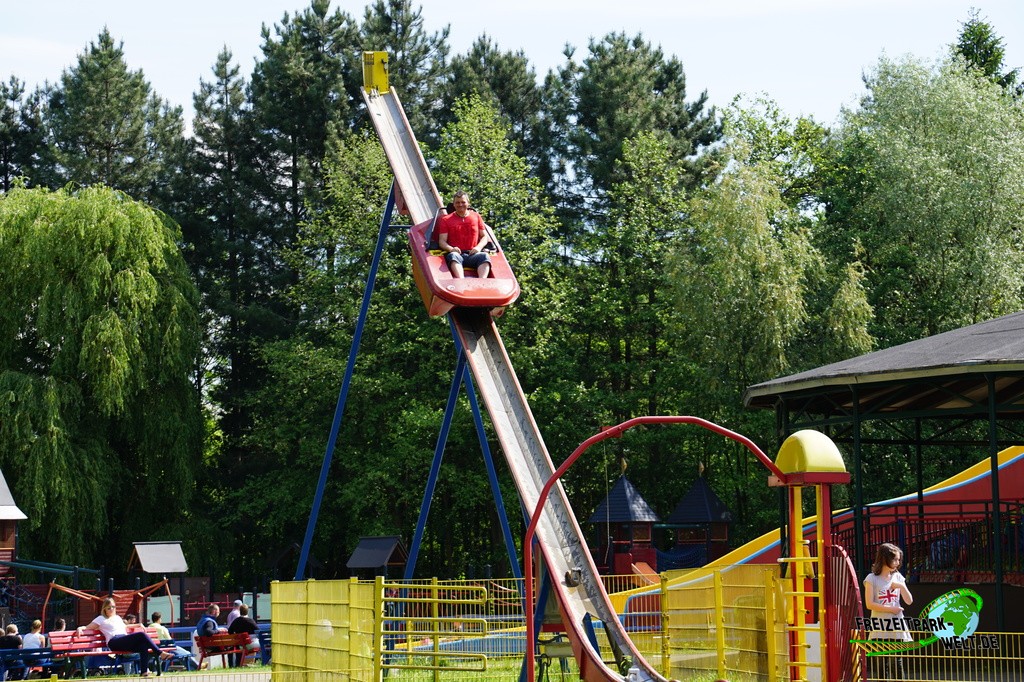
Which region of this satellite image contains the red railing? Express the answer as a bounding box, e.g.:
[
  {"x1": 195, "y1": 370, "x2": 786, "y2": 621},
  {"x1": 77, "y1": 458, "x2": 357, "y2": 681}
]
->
[
  {"x1": 833, "y1": 498, "x2": 1024, "y2": 584},
  {"x1": 182, "y1": 598, "x2": 238, "y2": 621},
  {"x1": 827, "y1": 543, "x2": 866, "y2": 682}
]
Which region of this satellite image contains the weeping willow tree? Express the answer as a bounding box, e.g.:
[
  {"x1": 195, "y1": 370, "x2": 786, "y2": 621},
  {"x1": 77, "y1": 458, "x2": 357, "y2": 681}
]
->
[{"x1": 0, "y1": 185, "x2": 201, "y2": 568}]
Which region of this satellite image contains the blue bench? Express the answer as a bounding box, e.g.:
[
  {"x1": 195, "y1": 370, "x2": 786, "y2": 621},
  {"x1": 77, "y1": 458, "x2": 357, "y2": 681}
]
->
[
  {"x1": 257, "y1": 628, "x2": 271, "y2": 664},
  {"x1": 158, "y1": 640, "x2": 195, "y2": 671},
  {"x1": 0, "y1": 647, "x2": 55, "y2": 680}
]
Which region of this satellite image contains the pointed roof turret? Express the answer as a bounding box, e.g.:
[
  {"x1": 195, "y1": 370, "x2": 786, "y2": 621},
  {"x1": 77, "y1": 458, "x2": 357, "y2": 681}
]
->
[
  {"x1": 588, "y1": 475, "x2": 660, "y2": 524},
  {"x1": 666, "y1": 476, "x2": 732, "y2": 524}
]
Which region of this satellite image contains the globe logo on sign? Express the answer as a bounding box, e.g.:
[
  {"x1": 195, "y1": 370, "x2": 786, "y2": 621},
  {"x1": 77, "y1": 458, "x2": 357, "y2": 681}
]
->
[
  {"x1": 921, "y1": 588, "x2": 982, "y2": 643},
  {"x1": 850, "y1": 587, "x2": 987, "y2": 654}
]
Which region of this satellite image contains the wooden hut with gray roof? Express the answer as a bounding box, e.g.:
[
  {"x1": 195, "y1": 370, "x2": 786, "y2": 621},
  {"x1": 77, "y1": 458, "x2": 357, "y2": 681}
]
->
[
  {"x1": 664, "y1": 474, "x2": 733, "y2": 568},
  {"x1": 587, "y1": 475, "x2": 659, "y2": 575}
]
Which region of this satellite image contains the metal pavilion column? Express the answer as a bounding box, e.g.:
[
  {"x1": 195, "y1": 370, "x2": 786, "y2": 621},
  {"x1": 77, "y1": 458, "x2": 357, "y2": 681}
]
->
[
  {"x1": 987, "y1": 374, "x2": 1005, "y2": 630},
  {"x1": 851, "y1": 386, "x2": 866, "y2": 578}
]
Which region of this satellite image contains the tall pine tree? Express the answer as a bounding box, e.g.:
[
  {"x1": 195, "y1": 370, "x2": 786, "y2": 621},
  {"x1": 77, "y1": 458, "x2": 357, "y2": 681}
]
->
[
  {"x1": 181, "y1": 48, "x2": 289, "y2": 503},
  {"x1": 46, "y1": 29, "x2": 183, "y2": 206},
  {"x1": 955, "y1": 9, "x2": 1020, "y2": 92},
  {"x1": 548, "y1": 33, "x2": 720, "y2": 232},
  {"x1": 250, "y1": 0, "x2": 357, "y2": 239},
  {"x1": 0, "y1": 78, "x2": 51, "y2": 192},
  {"x1": 442, "y1": 36, "x2": 543, "y2": 173}
]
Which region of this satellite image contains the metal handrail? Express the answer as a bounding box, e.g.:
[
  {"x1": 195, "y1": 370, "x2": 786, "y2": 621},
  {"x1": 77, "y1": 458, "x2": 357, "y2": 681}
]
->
[{"x1": 423, "y1": 205, "x2": 447, "y2": 247}]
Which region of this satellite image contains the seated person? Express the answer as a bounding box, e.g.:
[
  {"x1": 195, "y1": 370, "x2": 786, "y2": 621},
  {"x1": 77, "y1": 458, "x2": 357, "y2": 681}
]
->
[
  {"x1": 0, "y1": 624, "x2": 21, "y2": 649},
  {"x1": 78, "y1": 598, "x2": 172, "y2": 678},
  {"x1": 226, "y1": 604, "x2": 261, "y2": 667},
  {"x1": 148, "y1": 613, "x2": 171, "y2": 643},
  {"x1": 22, "y1": 621, "x2": 45, "y2": 651},
  {"x1": 226, "y1": 600, "x2": 243, "y2": 628},
  {"x1": 147, "y1": 612, "x2": 191, "y2": 671},
  {"x1": 192, "y1": 604, "x2": 228, "y2": 669},
  {"x1": 195, "y1": 604, "x2": 226, "y2": 639},
  {"x1": 437, "y1": 191, "x2": 491, "y2": 279},
  {"x1": 21, "y1": 620, "x2": 49, "y2": 679},
  {"x1": 0, "y1": 624, "x2": 23, "y2": 678}
]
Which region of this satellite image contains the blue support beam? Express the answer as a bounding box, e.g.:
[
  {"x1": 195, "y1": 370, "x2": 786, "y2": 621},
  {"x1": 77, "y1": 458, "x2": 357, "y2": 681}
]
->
[
  {"x1": 299, "y1": 182, "x2": 522, "y2": 583},
  {"x1": 404, "y1": 319, "x2": 523, "y2": 580},
  {"x1": 404, "y1": 351, "x2": 468, "y2": 579},
  {"x1": 295, "y1": 183, "x2": 397, "y2": 581},
  {"x1": 455, "y1": 319, "x2": 522, "y2": 580}
]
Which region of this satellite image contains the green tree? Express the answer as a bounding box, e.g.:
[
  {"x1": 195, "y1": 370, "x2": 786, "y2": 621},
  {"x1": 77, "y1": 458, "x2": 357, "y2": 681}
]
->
[
  {"x1": 234, "y1": 7, "x2": 360, "y2": 550},
  {"x1": 181, "y1": 48, "x2": 288, "y2": 509},
  {"x1": 725, "y1": 96, "x2": 832, "y2": 212},
  {"x1": 251, "y1": 0, "x2": 358, "y2": 237},
  {"x1": 239, "y1": 97, "x2": 568, "y2": 578},
  {"x1": 955, "y1": 9, "x2": 1020, "y2": 92},
  {"x1": 544, "y1": 132, "x2": 708, "y2": 522},
  {"x1": 822, "y1": 55, "x2": 1024, "y2": 346},
  {"x1": 46, "y1": 29, "x2": 184, "y2": 205},
  {"x1": 0, "y1": 78, "x2": 51, "y2": 192},
  {"x1": 675, "y1": 143, "x2": 819, "y2": 387},
  {"x1": 548, "y1": 33, "x2": 721, "y2": 229},
  {"x1": 0, "y1": 186, "x2": 201, "y2": 568},
  {"x1": 238, "y1": 129, "x2": 418, "y2": 578},
  {"x1": 443, "y1": 36, "x2": 542, "y2": 168},
  {"x1": 572, "y1": 132, "x2": 691, "y2": 416},
  {"x1": 725, "y1": 98, "x2": 873, "y2": 368},
  {"x1": 669, "y1": 137, "x2": 818, "y2": 529}
]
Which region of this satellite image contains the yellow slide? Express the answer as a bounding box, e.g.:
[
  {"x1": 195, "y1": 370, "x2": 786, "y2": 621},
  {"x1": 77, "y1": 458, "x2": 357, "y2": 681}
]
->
[{"x1": 611, "y1": 445, "x2": 1024, "y2": 610}]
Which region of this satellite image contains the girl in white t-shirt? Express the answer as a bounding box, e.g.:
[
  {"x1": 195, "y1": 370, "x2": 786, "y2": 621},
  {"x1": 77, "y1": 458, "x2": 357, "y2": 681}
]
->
[
  {"x1": 78, "y1": 598, "x2": 173, "y2": 677},
  {"x1": 864, "y1": 542, "x2": 914, "y2": 680}
]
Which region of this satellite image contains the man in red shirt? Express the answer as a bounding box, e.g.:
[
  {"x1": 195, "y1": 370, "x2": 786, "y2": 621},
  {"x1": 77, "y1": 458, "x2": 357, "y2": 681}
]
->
[{"x1": 438, "y1": 191, "x2": 491, "y2": 279}]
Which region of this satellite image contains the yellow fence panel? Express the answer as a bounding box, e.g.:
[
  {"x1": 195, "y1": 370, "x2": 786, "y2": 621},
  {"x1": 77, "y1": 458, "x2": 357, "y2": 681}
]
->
[
  {"x1": 271, "y1": 578, "x2": 376, "y2": 681},
  {"x1": 273, "y1": 568, "x2": 785, "y2": 681},
  {"x1": 662, "y1": 563, "x2": 787, "y2": 682},
  {"x1": 856, "y1": 631, "x2": 1024, "y2": 682}
]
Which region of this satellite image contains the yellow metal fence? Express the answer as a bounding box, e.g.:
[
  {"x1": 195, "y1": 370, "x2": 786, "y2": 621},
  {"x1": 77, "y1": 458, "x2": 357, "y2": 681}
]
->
[
  {"x1": 271, "y1": 573, "x2": 1024, "y2": 681},
  {"x1": 271, "y1": 578, "x2": 377, "y2": 678},
  {"x1": 856, "y1": 631, "x2": 1024, "y2": 682},
  {"x1": 661, "y1": 564, "x2": 788, "y2": 681},
  {"x1": 271, "y1": 568, "x2": 787, "y2": 681}
]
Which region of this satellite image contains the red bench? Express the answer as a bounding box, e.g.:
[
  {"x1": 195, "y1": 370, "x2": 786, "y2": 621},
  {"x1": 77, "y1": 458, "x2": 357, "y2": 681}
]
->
[
  {"x1": 195, "y1": 633, "x2": 254, "y2": 668},
  {"x1": 49, "y1": 626, "x2": 173, "y2": 677},
  {"x1": 49, "y1": 629, "x2": 117, "y2": 677}
]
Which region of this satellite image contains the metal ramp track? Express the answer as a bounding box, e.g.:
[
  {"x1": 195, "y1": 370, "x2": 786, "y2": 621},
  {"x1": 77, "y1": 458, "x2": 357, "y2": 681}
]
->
[
  {"x1": 362, "y1": 86, "x2": 441, "y2": 224},
  {"x1": 452, "y1": 309, "x2": 667, "y2": 682},
  {"x1": 361, "y1": 74, "x2": 669, "y2": 682}
]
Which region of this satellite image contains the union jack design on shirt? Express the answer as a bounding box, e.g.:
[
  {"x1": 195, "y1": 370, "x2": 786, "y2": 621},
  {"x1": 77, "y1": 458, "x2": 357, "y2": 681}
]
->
[{"x1": 878, "y1": 587, "x2": 900, "y2": 605}]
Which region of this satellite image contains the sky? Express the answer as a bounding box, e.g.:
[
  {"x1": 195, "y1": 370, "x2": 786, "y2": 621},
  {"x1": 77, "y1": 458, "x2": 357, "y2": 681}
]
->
[{"x1": 2, "y1": 0, "x2": 1022, "y2": 129}]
